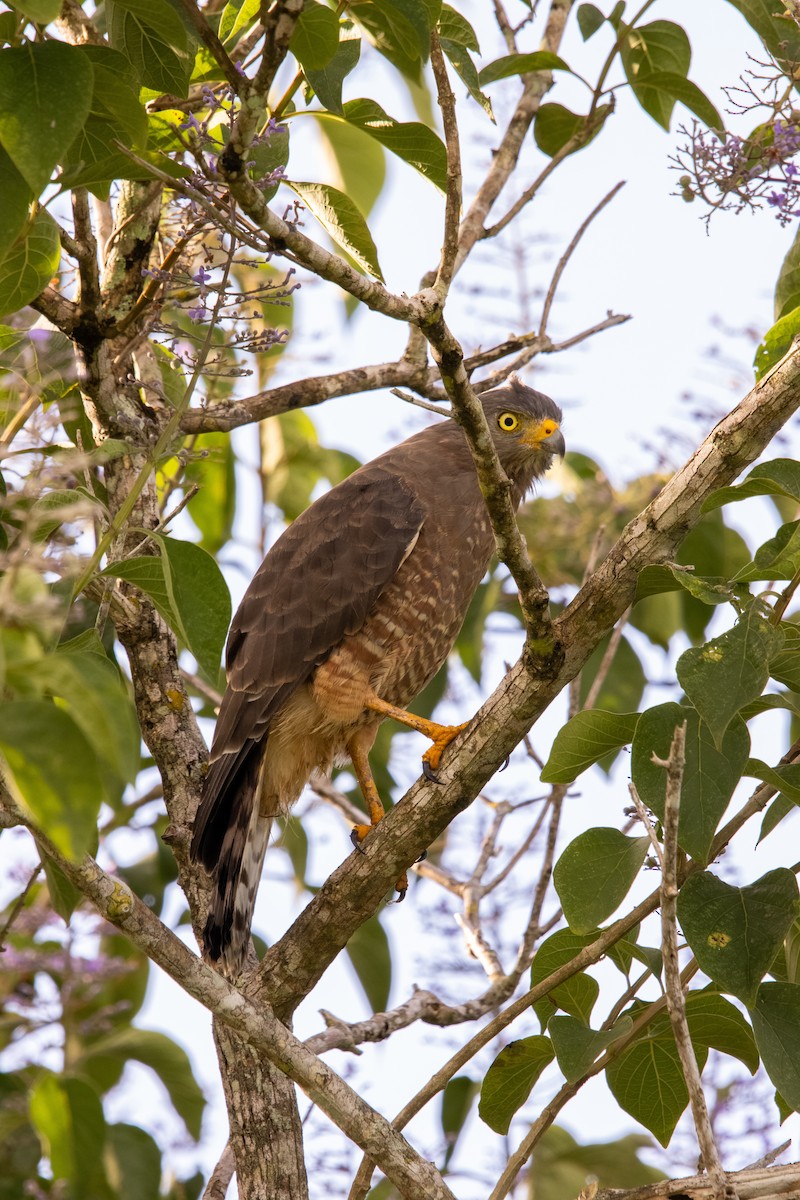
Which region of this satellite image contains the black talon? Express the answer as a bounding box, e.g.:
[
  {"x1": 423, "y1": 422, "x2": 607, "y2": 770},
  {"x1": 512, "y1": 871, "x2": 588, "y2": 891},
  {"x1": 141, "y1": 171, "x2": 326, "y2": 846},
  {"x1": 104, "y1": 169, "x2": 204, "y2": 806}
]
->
[
  {"x1": 395, "y1": 886, "x2": 407, "y2": 903},
  {"x1": 499, "y1": 755, "x2": 510, "y2": 772},
  {"x1": 416, "y1": 849, "x2": 428, "y2": 864},
  {"x1": 350, "y1": 828, "x2": 366, "y2": 853},
  {"x1": 422, "y1": 760, "x2": 442, "y2": 784}
]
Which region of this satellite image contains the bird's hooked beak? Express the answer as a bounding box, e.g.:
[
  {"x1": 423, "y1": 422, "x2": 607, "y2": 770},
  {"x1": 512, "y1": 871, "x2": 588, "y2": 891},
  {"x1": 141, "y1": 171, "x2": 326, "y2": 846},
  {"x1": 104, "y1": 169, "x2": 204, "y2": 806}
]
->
[{"x1": 543, "y1": 427, "x2": 566, "y2": 458}]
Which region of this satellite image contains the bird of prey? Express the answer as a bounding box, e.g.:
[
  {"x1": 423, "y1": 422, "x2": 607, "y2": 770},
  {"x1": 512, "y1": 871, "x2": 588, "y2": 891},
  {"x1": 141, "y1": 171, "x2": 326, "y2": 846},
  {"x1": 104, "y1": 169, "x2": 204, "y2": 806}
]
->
[{"x1": 191, "y1": 375, "x2": 565, "y2": 974}]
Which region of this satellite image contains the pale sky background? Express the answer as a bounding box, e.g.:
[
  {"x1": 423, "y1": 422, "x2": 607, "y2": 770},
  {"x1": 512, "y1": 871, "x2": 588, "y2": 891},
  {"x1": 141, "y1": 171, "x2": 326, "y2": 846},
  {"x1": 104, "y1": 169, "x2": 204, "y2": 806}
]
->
[{"x1": 5, "y1": 1, "x2": 800, "y2": 1195}]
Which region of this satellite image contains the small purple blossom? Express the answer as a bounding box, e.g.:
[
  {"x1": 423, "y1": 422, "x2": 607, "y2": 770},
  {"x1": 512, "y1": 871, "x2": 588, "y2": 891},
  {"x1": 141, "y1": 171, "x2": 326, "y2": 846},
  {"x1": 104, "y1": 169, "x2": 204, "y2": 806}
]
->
[
  {"x1": 767, "y1": 190, "x2": 787, "y2": 207},
  {"x1": 193, "y1": 266, "x2": 212, "y2": 291},
  {"x1": 178, "y1": 112, "x2": 203, "y2": 136},
  {"x1": 187, "y1": 305, "x2": 207, "y2": 323}
]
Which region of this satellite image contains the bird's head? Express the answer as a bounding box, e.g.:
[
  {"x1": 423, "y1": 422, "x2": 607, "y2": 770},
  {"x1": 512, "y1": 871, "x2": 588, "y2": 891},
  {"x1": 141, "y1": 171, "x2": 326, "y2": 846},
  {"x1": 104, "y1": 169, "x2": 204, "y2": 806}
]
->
[{"x1": 478, "y1": 374, "x2": 565, "y2": 480}]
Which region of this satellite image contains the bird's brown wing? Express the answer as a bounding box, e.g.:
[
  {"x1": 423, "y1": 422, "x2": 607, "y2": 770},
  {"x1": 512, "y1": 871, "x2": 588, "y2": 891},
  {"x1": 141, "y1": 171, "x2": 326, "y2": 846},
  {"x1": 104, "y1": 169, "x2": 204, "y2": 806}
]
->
[{"x1": 191, "y1": 465, "x2": 425, "y2": 872}]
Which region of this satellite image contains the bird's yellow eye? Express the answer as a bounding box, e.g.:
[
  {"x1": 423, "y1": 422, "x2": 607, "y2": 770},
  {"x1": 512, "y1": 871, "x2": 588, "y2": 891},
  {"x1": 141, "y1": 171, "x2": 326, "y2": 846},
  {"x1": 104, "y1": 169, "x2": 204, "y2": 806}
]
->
[{"x1": 498, "y1": 412, "x2": 519, "y2": 432}]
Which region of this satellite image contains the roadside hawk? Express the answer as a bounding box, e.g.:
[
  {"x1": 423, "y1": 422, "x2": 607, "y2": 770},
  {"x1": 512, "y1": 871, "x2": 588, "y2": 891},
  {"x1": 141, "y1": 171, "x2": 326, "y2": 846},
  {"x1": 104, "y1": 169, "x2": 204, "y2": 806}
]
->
[{"x1": 191, "y1": 375, "x2": 565, "y2": 974}]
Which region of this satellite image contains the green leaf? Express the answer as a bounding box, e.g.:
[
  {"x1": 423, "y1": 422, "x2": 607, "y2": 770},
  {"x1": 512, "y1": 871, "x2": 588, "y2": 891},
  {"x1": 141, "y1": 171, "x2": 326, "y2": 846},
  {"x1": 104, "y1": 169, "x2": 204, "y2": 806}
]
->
[
  {"x1": 291, "y1": 1, "x2": 340, "y2": 70},
  {"x1": 620, "y1": 21, "x2": 691, "y2": 128},
  {"x1": 11, "y1": 0, "x2": 62, "y2": 18},
  {"x1": 440, "y1": 1075, "x2": 478, "y2": 1168},
  {"x1": 528, "y1": 1125, "x2": 666, "y2": 1195},
  {"x1": 540, "y1": 710, "x2": 639, "y2": 784},
  {"x1": 722, "y1": 0, "x2": 800, "y2": 82},
  {"x1": 775, "y1": 222, "x2": 800, "y2": 319},
  {"x1": 478, "y1": 51, "x2": 571, "y2": 85},
  {"x1": 441, "y1": 39, "x2": 493, "y2": 121},
  {"x1": 105, "y1": 1124, "x2": 163, "y2": 1200},
  {"x1": 28, "y1": 1074, "x2": 106, "y2": 1192},
  {"x1": 0, "y1": 42, "x2": 93, "y2": 193},
  {"x1": 107, "y1": 0, "x2": 194, "y2": 96},
  {"x1": 345, "y1": 914, "x2": 392, "y2": 1013},
  {"x1": 754, "y1": 306, "x2": 800, "y2": 380},
  {"x1": 0, "y1": 206, "x2": 60, "y2": 317},
  {"x1": 531, "y1": 929, "x2": 600, "y2": 1028},
  {"x1": 752, "y1": 983, "x2": 800, "y2": 1110},
  {"x1": 606, "y1": 1035, "x2": 695, "y2": 1147},
  {"x1": 304, "y1": 30, "x2": 360, "y2": 114},
  {"x1": 771, "y1": 622, "x2": 800, "y2": 692},
  {"x1": 549, "y1": 1015, "x2": 632, "y2": 1083},
  {"x1": 78, "y1": 1029, "x2": 204, "y2": 1139},
  {"x1": 704, "y1": 459, "x2": 800, "y2": 510},
  {"x1": 677, "y1": 869, "x2": 799, "y2": 1005},
  {"x1": 0, "y1": 143, "x2": 33, "y2": 262},
  {"x1": 348, "y1": 0, "x2": 434, "y2": 70},
  {"x1": 554, "y1": 828, "x2": 649, "y2": 935},
  {"x1": 40, "y1": 855, "x2": 83, "y2": 923},
  {"x1": 101, "y1": 536, "x2": 231, "y2": 683},
  {"x1": 676, "y1": 609, "x2": 783, "y2": 748},
  {"x1": 683, "y1": 990, "x2": 759, "y2": 1073},
  {"x1": 219, "y1": 0, "x2": 260, "y2": 44},
  {"x1": 478, "y1": 1036, "x2": 554, "y2": 1134},
  {"x1": 577, "y1": 4, "x2": 605, "y2": 39},
  {"x1": 0, "y1": 699, "x2": 103, "y2": 859},
  {"x1": 287, "y1": 179, "x2": 383, "y2": 279},
  {"x1": 579, "y1": 634, "x2": 645, "y2": 719},
  {"x1": 628, "y1": 71, "x2": 723, "y2": 132},
  {"x1": 311, "y1": 115, "x2": 386, "y2": 221},
  {"x1": 339, "y1": 97, "x2": 447, "y2": 191},
  {"x1": 534, "y1": 100, "x2": 611, "y2": 157},
  {"x1": 746, "y1": 759, "x2": 800, "y2": 805},
  {"x1": 60, "y1": 47, "x2": 149, "y2": 194},
  {"x1": 181, "y1": 431, "x2": 236, "y2": 555},
  {"x1": 631, "y1": 703, "x2": 749, "y2": 863},
  {"x1": 438, "y1": 4, "x2": 479, "y2": 51}
]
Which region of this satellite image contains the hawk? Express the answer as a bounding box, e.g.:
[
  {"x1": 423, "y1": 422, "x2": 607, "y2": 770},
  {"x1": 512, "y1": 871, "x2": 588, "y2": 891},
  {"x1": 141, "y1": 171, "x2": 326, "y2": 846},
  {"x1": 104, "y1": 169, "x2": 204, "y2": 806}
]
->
[{"x1": 191, "y1": 376, "x2": 565, "y2": 974}]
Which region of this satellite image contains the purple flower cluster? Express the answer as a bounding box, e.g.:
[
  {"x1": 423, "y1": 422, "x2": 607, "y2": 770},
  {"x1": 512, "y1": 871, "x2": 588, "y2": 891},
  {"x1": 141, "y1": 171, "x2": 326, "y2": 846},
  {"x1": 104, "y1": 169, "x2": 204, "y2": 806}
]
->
[{"x1": 674, "y1": 116, "x2": 800, "y2": 225}]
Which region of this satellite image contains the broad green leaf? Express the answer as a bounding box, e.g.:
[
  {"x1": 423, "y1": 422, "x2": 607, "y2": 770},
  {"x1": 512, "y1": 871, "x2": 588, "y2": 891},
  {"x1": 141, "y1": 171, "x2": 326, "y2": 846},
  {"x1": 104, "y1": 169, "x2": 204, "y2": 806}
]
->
[
  {"x1": 78, "y1": 1028, "x2": 204, "y2": 1139},
  {"x1": 478, "y1": 1036, "x2": 554, "y2": 1134},
  {"x1": 620, "y1": 21, "x2": 690, "y2": 128},
  {"x1": 440, "y1": 1076, "x2": 478, "y2": 1169},
  {"x1": 102, "y1": 535, "x2": 230, "y2": 682},
  {"x1": 531, "y1": 929, "x2": 600, "y2": 1028},
  {"x1": 478, "y1": 51, "x2": 571, "y2": 85},
  {"x1": 677, "y1": 869, "x2": 799, "y2": 1005},
  {"x1": 345, "y1": 913, "x2": 392, "y2": 1013},
  {"x1": 606, "y1": 1036, "x2": 695, "y2": 1147},
  {"x1": 438, "y1": 4, "x2": 479, "y2": 51},
  {"x1": 291, "y1": 1, "x2": 340, "y2": 70},
  {"x1": 631, "y1": 703, "x2": 749, "y2": 863},
  {"x1": 313, "y1": 115, "x2": 385, "y2": 220},
  {"x1": 577, "y1": 4, "x2": 605, "y2": 39},
  {"x1": 759, "y1": 794, "x2": 798, "y2": 844},
  {"x1": 348, "y1": 0, "x2": 434, "y2": 71},
  {"x1": 771, "y1": 622, "x2": 800, "y2": 692},
  {"x1": 673, "y1": 511, "x2": 752, "y2": 642},
  {"x1": 11, "y1": 0, "x2": 61, "y2": 18},
  {"x1": 703, "y1": 459, "x2": 800, "y2": 510},
  {"x1": 723, "y1": 0, "x2": 800, "y2": 85},
  {"x1": 60, "y1": 48, "x2": 148, "y2": 194},
  {"x1": 0, "y1": 206, "x2": 60, "y2": 317},
  {"x1": 633, "y1": 564, "x2": 738, "y2": 607},
  {"x1": 534, "y1": 101, "x2": 611, "y2": 157},
  {"x1": 29, "y1": 1074, "x2": 106, "y2": 1192},
  {"x1": 441, "y1": 39, "x2": 493, "y2": 121},
  {"x1": 746, "y1": 759, "x2": 800, "y2": 805},
  {"x1": 683, "y1": 990, "x2": 759, "y2": 1072},
  {"x1": 181, "y1": 431, "x2": 236, "y2": 555},
  {"x1": 287, "y1": 179, "x2": 383, "y2": 279},
  {"x1": 304, "y1": 30, "x2": 360, "y2": 114},
  {"x1": 220, "y1": 0, "x2": 260, "y2": 44},
  {"x1": 554, "y1": 829, "x2": 649, "y2": 935},
  {"x1": 775, "y1": 223, "x2": 800, "y2": 319},
  {"x1": 676, "y1": 609, "x2": 783, "y2": 747},
  {"x1": 540, "y1": 710, "x2": 639, "y2": 784},
  {"x1": 752, "y1": 983, "x2": 800, "y2": 1110},
  {"x1": 0, "y1": 699, "x2": 103, "y2": 859},
  {"x1": 549, "y1": 1015, "x2": 632, "y2": 1083},
  {"x1": 0, "y1": 42, "x2": 93, "y2": 193},
  {"x1": 105, "y1": 1124, "x2": 162, "y2": 1200},
  {"x1": 107, "y1": 0, "x2": 194, "y2": 95},
  {"x1": 40, "y1": 855, "x2": 83, "y2": 923},
  {"x1": 754, "y1": 306, "x2": 800, "y2": 380},
  {"x1": 579, "y1": 634, "x2": 645, "y2": 719},
  {"x1": 628, "y1": 72, "x2": 723, "y2": 132},
  {"x1": 0, "y1": 143, "x2": 32, "y2": 262},
  {"x1": 528, "y1": 1125, "x2": 666, "y2": 1195},
  {"x1": 339, "y1": 97, "x2": 447, "y2": 191}
]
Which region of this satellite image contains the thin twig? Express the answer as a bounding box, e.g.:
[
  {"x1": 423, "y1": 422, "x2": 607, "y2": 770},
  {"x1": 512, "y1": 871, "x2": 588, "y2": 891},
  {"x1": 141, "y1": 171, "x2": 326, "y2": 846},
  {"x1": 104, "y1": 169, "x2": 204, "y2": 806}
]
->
[
  {"x1": 202, "y1": 1142, "x2": 236, "y2": 1200},
  {"x1": 0, "y1": 864, "x2": 42, "y2": 948},
  {"x1": 431, "y1": 32, "x2": 462, "y2": 295},
  {"x1": 659, "y1": 723, "x2": 731, "y2": 1197},
  {"x1": 627, "y1": 781, "x2": 664, "y2": 869}
]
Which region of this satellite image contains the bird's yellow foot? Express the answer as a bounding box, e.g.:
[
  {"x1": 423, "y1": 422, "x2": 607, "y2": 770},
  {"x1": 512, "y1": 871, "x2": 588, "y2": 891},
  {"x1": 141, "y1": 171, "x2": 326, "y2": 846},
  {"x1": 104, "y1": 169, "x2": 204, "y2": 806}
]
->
[{"x1": 420, "y1": 721, "x2": 469, "y2": 781}]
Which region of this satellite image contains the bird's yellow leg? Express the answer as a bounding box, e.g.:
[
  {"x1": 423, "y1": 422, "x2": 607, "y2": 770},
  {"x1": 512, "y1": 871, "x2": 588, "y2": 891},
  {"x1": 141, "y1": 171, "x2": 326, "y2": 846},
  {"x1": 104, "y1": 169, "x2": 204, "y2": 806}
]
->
[
  {"x1": 346, "y1": 728, "x2": 409, "y2": 901},
  {"x1": 364, "y1": 694, "x2": 468, "y2": 776}
]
